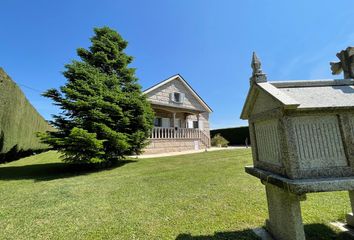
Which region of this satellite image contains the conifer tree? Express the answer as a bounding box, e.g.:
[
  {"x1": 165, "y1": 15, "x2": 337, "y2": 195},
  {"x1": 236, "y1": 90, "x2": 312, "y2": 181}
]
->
[{"x1": 40, "y1": 27, "x2": 154, "y2": 164}]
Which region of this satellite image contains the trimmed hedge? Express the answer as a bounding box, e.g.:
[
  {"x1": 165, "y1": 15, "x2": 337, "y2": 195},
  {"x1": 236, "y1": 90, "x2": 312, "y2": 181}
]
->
[
  {"x1": 0, "y1": 68, "x2": 53, "y2": 160},
  {"x1": 210, "y1": 126, "x2": 250, "y2": 146}
]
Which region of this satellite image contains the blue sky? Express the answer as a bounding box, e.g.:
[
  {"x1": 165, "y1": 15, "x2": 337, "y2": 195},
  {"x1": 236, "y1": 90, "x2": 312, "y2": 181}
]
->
[{"x1": 1, "y1": 1, "x2": 354, "y2": 129}]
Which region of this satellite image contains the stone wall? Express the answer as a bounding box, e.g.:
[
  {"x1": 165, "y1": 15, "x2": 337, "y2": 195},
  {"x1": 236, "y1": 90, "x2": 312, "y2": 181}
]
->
[
  {"x1": 146, "y1": 78, "x2": 206, "y2": 111},
  {"x1": 144, "y1": 139, "x2": 207, "y2": 154}
]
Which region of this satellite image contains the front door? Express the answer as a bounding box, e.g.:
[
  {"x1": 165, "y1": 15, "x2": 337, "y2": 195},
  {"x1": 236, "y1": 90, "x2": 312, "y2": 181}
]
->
[
  {"x1": 174, "y1": 118, "x2": 181, "y2": 128},
  {"x1": 194, "y1": 140, "x2": 199, "y2": 150}
]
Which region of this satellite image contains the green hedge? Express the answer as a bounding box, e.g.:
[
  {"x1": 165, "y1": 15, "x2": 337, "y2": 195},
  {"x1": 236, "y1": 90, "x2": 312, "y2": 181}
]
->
[
  {"x1": 210, "y1": 126, "x2": 250, "y2": 146},
  {"x1": 0, "y1": 68, "x2": 53, "y2": 157}
]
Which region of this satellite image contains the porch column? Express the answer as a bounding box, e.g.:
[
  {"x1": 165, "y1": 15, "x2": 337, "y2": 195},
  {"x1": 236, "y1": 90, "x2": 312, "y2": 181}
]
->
[
  {"x1": 173, "y1": 113, "x2": 176, "y2": 127},
  {"x1": 184, "y1": 113, "x2": 188, "y2": 128},
  {"x1": 173, "y1": 112, "x2": 176, "y2": 138},
  {"x1": 197, "y1": 114, "x2": 200, "y2": 138}
]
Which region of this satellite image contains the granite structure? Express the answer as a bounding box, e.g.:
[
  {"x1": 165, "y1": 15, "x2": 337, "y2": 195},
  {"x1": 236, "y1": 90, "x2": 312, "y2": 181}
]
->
[{"x1": 241, "y1": 50, "x2": 354, "y2": 240}]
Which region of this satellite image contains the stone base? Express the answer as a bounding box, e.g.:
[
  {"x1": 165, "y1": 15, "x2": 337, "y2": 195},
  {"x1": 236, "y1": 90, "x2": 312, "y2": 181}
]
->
[
  {"x1": 265, "y1": 183, "x2": 306, "y2": 240},
  {"x1": 144, "y1": 139, "x2": 206, "y2": 154},
  {"x1": 246, "y1": 168, "x2": 354, "y2": 240},
  {"x1": 245, "y1": 166, "x2": 354, "y2": 195}
]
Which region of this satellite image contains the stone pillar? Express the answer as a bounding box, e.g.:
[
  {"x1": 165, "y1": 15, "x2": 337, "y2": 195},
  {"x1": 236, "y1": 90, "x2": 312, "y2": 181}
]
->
[
  {"x1": 346, "y1": 191, "x2": 354, "y2": 226},
  {"x1": 173, "y1": 113, "x2": 176, "y2": 127},
  {"x1": 196, "y1": 114, "x2": 200, "y2": 129},
  {"x1": 265, "y1": 183, "x2": 306, "y2": 240}
]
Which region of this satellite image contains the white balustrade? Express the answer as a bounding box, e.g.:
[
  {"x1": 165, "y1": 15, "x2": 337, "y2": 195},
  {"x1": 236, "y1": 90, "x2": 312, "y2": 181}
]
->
[
  {"x1": 149, "y1": 127, "x2": 210, "y2": 147},
  {"x1": 150, "y1": 127, "x2": 198, "y2": 139}
]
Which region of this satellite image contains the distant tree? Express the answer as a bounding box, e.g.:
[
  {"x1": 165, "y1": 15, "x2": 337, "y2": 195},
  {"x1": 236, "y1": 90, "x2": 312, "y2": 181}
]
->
[
  {"x1": 211, "y1": 134, "x2": 229, "y2": 147},
  {"x1": 39, "y1": 27, "x2": 154, "y2": 165}
]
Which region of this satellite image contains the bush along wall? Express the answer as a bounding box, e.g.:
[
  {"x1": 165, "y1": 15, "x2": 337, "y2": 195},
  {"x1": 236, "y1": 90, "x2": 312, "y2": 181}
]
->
[
  {"x1": 210, "y1": 126, "x2": 250, "y2": 146},
  {"x1": 0, "y1": 68, "x2": 53, "y2": 162}
]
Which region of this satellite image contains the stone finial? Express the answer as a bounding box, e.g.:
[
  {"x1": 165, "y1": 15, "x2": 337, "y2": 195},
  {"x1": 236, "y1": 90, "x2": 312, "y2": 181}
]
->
[
  {"x1": 330, "y1": 46, "x2": 354, "y2": 79},
  {"x1": 251, "y1": 52, "x2": 262, "y2": 74},
  {"x1": 250, "y1": 52, "x2": 267, "y2": 84}
]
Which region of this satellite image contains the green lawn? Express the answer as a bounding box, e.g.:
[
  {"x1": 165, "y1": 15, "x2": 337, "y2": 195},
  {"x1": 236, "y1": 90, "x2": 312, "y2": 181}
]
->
[{"x1": 0, "y1": 149, "x2": 353, "y2": 240}]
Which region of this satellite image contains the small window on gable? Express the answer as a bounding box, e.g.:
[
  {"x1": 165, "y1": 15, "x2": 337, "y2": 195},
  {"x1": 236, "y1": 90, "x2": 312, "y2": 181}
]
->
[
  {"x1": 170, "y1": 92, "x2": 184, "y2": 104},
  {"x1": 174, "y1": 92, "x2": 181, "y2": 103}
]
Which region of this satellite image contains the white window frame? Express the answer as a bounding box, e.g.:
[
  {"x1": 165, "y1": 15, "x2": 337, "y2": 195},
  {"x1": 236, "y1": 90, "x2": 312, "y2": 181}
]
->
[{"x1": 170, "y1": 92, "x2": 185, "y2": 104}]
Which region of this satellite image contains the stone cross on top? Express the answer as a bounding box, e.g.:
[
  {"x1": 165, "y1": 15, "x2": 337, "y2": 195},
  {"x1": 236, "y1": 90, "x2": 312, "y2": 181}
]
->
[
  {"x1": 250, "y1": 52, "x2": 267, "y2": 84},
  {"x1": 330, "y1": 46, "x2": 354, "y2": 79}
]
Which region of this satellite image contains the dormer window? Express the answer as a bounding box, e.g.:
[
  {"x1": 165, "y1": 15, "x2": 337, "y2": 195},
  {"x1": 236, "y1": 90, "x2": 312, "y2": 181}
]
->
[{"x1": 170, "y1": 92, "x2": 184, "y2": 104}]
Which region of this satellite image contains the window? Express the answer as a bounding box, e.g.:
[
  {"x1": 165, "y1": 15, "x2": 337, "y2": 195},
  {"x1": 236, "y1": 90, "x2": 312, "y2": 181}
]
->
[
  {"x1": 154, "y1": 117, "x2": 162, "y2": 127},
  {"x1": 170, "y1": 92, "x2": 184, "y2": 103},
  {"x1": 174, "y1": 92, "x2": 181, "y2": 103},
  {"x1": 193, "y1": 121, "x2": 199, "y2": 129}
]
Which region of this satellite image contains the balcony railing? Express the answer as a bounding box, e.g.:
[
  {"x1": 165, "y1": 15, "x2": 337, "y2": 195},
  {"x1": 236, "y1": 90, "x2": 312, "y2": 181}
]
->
[{"x1": 149, "y1": 127, "x2": 210, "y2": 147}]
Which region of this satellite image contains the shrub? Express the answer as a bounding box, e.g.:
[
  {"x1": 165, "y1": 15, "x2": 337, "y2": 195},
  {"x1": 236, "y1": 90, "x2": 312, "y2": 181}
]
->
[
  {"x1": 211, "y1": 134, "x2": 229, "y2": 147},
  {"x1": 210, "y1": 126, "x2": 250, "y2": 146}
]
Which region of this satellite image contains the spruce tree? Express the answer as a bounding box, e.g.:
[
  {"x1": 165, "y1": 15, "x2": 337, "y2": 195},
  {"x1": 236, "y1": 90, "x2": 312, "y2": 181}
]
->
[{"x1": 40, "y1": 27, "x2": 154, "y2": 164}]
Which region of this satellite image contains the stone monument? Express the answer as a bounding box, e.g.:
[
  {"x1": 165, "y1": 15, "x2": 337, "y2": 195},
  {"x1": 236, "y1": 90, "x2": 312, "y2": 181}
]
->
[{"x1": 241, "y1": 50, "x2": 354, "y2": 240}]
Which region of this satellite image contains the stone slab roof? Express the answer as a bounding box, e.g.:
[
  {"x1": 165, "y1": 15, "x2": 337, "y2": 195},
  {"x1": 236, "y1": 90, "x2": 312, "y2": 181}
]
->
[
  {"x1": 241, "y1": 79, "x2": 354, "y2": 119},
  {"x1": 269, "y1": 79, "x2": 354, "y2": 109}
]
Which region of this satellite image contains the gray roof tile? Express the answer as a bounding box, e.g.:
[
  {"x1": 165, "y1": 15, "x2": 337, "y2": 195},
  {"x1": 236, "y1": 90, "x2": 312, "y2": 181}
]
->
[{"x1": 269, "y1": 79, "x2": 354, "y2": 109}]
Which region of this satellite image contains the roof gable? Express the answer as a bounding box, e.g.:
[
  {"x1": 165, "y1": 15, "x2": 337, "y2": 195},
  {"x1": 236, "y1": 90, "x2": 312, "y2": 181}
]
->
[
  {"x1": 143, "y1": 74, "x2": 212, "y2": 112},
  {"x1": 251, "y1": 89, "x2": 282, "y2": 115},
  {"x1": 240, "y1": 83, "x2": 299, "y2": 119}
]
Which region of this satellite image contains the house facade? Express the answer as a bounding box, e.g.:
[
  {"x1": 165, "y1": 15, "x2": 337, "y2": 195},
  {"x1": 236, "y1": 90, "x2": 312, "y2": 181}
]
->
[{"x1": 143, "y1": 74, "x2": 212, "y2": 154}]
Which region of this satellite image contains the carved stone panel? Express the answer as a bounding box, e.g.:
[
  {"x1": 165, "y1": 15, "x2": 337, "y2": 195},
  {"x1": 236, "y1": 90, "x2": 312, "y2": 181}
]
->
[
  {"x1": 350, "y1": 115, "x2": 354, "y2": 138},
  {"x1": 292, "y1": 115, "x2": 347, "y2": 170},
  {"x1": 254, "y1": 119, "x2": 281, "y2": 166}
]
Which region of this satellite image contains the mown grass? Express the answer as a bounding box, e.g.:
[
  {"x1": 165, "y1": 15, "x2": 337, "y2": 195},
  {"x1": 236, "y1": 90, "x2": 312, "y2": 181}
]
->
[{"x1": 0, "y1": 149, "x2": 353, "y2": 239}]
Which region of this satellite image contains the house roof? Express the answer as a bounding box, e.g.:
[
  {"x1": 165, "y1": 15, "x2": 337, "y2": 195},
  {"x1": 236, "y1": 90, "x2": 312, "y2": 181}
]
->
[
  {"x1": 143, "y1": 74, "x2": 213, "y2": 113},
  {"x1": 241, "y1": 79, "x2": 354, "y2": 119}
]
